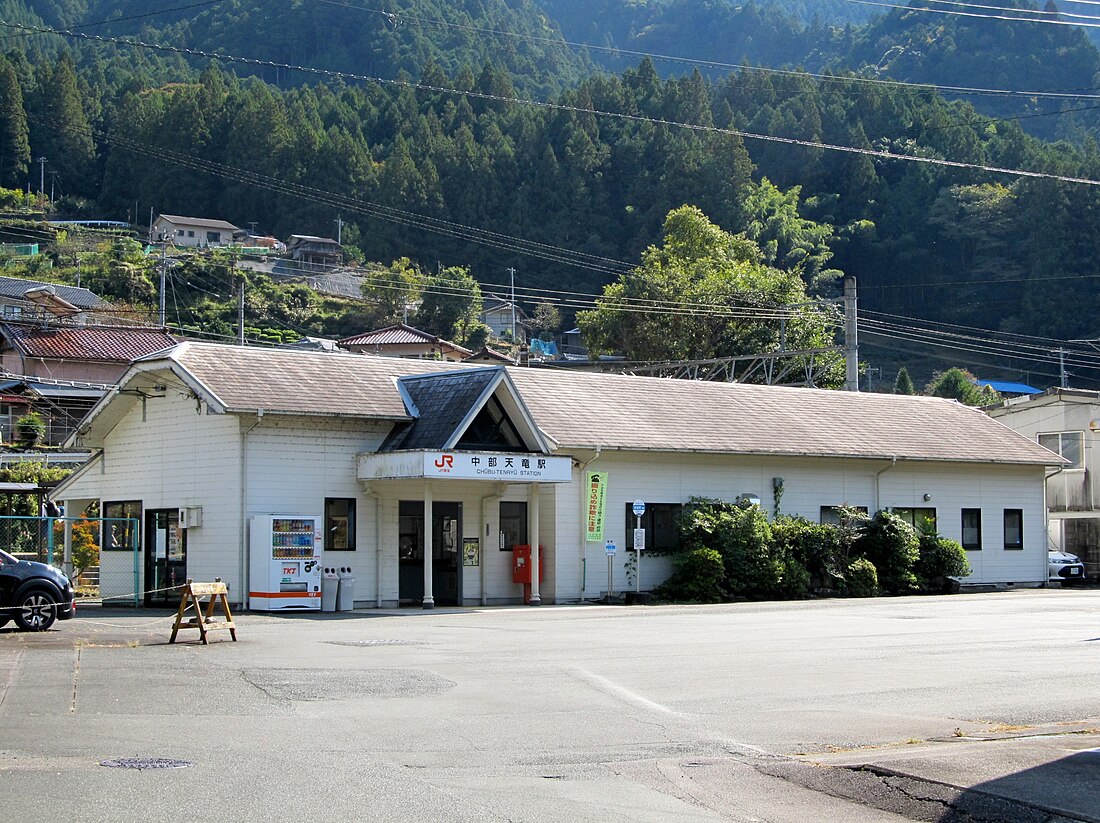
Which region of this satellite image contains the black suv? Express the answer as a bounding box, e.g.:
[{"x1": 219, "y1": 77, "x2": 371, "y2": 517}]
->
[{"x1": 0, "y1": 549, "x2": 76, "y2": 631}]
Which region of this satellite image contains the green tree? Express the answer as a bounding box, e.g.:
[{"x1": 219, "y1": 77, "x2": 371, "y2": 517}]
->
[
  {"x1": 925, "y1": 368, "x2": 999, "y2": 406},
  {"x1": 361, "y1": 257, "x2": 423, "y2": 322},
  {"x1": 0, "y1": 57, "x2": 30, "y2": 188},
  {"x1": 415, "y1": 265, "x2": 483, "y2": 343},
  {"x1": 893, "y1": 366, "x2": 916, "y2": 395},
  {"x1": 578, "y1": 205, "x2": 842, "y2": 385},
  {"x1": 742, "y1": 177, "x2": 841, "y2": 294},
  {"x1": 529, "y1": 302, "x2": 561, "y2": 340},
  {"x1": 28, "y1": 53, "x2": 96, "y2": 197}
]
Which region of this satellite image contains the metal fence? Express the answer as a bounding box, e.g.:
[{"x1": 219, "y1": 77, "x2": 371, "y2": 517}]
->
[{"x1": 0, "y1": 515, "x2": 140, "y2": 605}]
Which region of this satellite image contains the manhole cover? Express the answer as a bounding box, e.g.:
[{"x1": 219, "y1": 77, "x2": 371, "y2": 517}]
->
[
  {"x1": 101, "y1": 758, "x2": 194, "y2": 770},
  {"x1": 324, "y1": 640, "x2": 424, "y2": 647}
]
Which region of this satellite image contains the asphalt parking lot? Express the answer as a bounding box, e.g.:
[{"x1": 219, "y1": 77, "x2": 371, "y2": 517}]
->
[{"x1": 1, "y1": 589, "x2": 1098, "y2": 822}]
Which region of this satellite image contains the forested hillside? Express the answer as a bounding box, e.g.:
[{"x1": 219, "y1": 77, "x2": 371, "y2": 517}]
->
[{"x1": 3, "y1": 0, "x2": 1100, "y2": 386}]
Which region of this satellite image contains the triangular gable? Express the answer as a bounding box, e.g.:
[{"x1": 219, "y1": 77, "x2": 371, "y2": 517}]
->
[{"x1": 380, "y1": 366, "x2": 553, "y2": 454}]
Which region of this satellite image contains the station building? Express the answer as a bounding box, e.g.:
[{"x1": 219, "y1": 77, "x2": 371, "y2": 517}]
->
[{"x1": 53, "y1": 343, "x2": 1060, "y2": 608}]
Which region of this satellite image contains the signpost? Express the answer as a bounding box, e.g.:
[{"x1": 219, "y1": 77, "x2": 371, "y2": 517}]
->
[
  {"x1": 605, "y1": 540, "x2": 616, "y2": 602},
  {"x1": 632, "y1": 500, "x2": 645, "y2": 595}
]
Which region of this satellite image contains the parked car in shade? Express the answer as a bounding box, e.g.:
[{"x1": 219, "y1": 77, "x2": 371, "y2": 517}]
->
[
  {"x1": 1048, "y1": 550, "x2": 1087, "y2": 585},
  {"x1": 0, "y1": 549, "x2": 75, "y2": 630}
]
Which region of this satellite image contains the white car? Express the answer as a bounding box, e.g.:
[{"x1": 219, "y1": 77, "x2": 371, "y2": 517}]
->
[{"x1": 1048, "y1": 550, "x2": 1087, "y2": 585}]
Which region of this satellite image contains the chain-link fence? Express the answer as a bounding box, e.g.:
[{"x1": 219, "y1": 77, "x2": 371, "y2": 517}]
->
[{"x1": 0, "y1": 515, "x2": 140, "y2": 605}]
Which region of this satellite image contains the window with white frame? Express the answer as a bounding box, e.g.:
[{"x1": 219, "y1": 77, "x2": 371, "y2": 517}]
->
[{"x1": 1038, "y1": 432, "x2": 1083, "y2": 469}]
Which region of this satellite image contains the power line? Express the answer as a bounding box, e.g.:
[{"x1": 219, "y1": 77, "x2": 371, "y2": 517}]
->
[
  {"x1": 322, "y1": 0, "x2": 1100, "y2": 103},
  {"x1": 849, "y1": 0, "x2": 1100, "y2": 28},
  {"x1": 6, "y1": 19, "x2": 1100, "y2": 188}
]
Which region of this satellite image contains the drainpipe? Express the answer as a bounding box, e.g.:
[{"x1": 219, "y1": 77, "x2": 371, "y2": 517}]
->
[
  {"x1": 239, "y1": 409, "x2": 263, "y2": 608},
  {"x1": 364, "y1": 484, "x2": 384, "y2": 608},
  {"x1": 577, "y1": 446, "x2": 602, "y2": 599},
  {"x1": 874, "y1": 456, "x2": 898, "y2": 513},
  {"x1": 479, "y1": 483, "x2": 506, "y2": 606}
]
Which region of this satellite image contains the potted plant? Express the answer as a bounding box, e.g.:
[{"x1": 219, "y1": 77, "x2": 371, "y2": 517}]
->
[{"x1": 16, "y1": 411, "x2": 46, "y2": 448}]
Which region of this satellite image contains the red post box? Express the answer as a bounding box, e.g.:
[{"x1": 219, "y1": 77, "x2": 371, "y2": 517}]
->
[
  {"x1": 511, "y1": 545, "x2": 545, "y2": 583},
  {"x1": 511, "y1": 545, "x2": 545, "y2": 604}
]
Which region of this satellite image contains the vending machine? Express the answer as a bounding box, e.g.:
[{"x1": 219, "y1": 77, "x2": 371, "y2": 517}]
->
[{"x1": 249, "y1": 515, "x2": 323, "y2": 611}]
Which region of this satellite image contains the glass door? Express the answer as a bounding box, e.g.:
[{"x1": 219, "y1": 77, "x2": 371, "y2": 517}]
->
[{"x1": 144, "y1": 509, "x2": 186, "y2": 606}]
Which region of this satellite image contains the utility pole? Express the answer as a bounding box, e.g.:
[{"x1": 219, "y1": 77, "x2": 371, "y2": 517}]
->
[
  {"x1": 843, "y1": 275, "x2": 859, "y2": 392},
  {"x1": 158, "y1": 240, "x2": 168, "y2": 328},
  {"x1": 37, "y1": 157, "x2": 45, "y2": 195},
  {"x1": 508, "y1": 267, "x2": 517, "y2": 342},
  {"x1": 1056, "y1": 348, "x2": 1069, "y2": 388},
  {"x1": 334, "y1": 216, "x2": 344, "y2": 245},
  {"x1": 238, "y1": 270, "x2": 245, "y2": 346},
  {"x1": 48, "y1": 171, "x2": 57, "y2": 203}
]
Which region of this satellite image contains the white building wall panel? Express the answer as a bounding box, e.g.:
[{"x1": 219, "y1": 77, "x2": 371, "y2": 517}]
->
[
  {"x1": 561, "y1": 451, "x2": 1047, "y2": 590},
  {"x1": 245, "y1": 416, "x2": 390, "y2": 605},
  {"x1": 60, "y1": 394, "x2": 242, "y2": 601}
]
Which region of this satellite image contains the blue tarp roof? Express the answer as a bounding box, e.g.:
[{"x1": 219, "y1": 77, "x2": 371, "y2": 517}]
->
[{"x1": 975, "y1": 379, "x2": 1042, "y2": 395}]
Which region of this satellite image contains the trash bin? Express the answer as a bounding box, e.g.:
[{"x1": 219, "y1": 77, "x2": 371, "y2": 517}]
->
[
  {"x1": 321, "y1": 567, "x2": 339, "y2": 613},
  {"x1": 337, "y1": 567, "x2": 355, "y2": 612}
]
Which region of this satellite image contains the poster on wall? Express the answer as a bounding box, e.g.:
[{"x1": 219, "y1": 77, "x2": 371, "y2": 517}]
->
[
  {"x1": 462, "y1": 537, "x2": 480, "y2": 567},
  {"x1": 585, "y1": 471, "x2": 608, "y2": 542}
]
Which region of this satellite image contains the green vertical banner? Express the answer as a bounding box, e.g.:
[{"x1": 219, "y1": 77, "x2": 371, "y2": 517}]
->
[{"x1": 585, "y1": 471, "x2": 608, "y2": 542}]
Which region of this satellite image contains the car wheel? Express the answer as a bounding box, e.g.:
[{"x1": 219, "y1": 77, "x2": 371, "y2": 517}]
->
[{"x1": 14, "y1": 590, "x2": 58, "y2": 631}]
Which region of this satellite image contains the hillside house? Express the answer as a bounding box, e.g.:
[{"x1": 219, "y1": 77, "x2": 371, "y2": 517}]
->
[
  {"x1": 286, "y1": 235, "x2": 341, "y2": 270},
  {"x1": 480, "y1": 297, "x2": 529, "y2": 342},
  {"x1": 152, "y1": 214, "x2": 241, "y2": 248},
  {"x1": 53, "y1": 343, "x2": 1059, "y2": 609},
  {"x1": 339, "y1": 323, "x2": 472, "y2": 362}
]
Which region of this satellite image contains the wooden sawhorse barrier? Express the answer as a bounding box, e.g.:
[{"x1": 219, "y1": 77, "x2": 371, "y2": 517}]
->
[{"x1": 169, "y1": 579, "x2": 237, "y2": 645}]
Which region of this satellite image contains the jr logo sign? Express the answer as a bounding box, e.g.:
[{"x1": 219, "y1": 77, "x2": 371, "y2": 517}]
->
[{"x1": 434, "y1": 454, "x2": 454, "y2": 470}]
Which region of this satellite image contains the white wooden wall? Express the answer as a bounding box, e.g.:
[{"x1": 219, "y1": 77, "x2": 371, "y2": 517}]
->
[{"x1": 61, "y1": 393, "x2": 1050, "y2": 607}]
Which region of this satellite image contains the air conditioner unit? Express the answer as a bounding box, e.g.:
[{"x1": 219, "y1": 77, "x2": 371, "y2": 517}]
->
[{"x1": 179, "y1": 507, "x2": 203, "y2": 529}]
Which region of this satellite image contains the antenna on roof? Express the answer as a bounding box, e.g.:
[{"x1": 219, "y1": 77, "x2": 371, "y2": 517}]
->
[{"x1": 23, "y1": 286, "x2": 80, "y2": 321}]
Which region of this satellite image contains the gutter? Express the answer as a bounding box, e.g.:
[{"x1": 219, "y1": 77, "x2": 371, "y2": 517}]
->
[{"x1": 874, "y1": 456, "x2": 898, "y2": 513}]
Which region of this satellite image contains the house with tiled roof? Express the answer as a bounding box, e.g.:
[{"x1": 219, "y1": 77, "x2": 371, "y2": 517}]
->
[
  {"x1": 0, "y1": 322, "x2": 177, "y2": 384},
  {"x1": 339, "y1": 323, "x2": 472, "y2": 362},
  {"x1": 152, "y1": 214, "x2": 241, "y2": 248},
  {"x1": 0, "y1": 275, "x2": 112, "y2": 325},
  {"x1": 52, "y1": 342, "x2": 1060, "y2": 609}
]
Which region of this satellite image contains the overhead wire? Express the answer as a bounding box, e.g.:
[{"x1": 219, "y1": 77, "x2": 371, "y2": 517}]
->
[
  {"x1": 322, "y1": 0, "x2": 1100, "y2": 103},
  {"x1": 849, "y1": 0, "x2": 1100, "y2": 28}
]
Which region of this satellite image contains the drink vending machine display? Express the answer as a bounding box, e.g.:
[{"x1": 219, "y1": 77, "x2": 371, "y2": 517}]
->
[{"x1": 248, "y1": 515, "x2": 323, "y2": 610}]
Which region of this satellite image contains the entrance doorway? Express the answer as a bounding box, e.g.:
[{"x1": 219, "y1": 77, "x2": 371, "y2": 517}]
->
[
  {"x1": 144, "y1": 509, "x2": 186, "y2": 606},
  {"x1": 398, "y1": 501, "x2": 462, "y2": 606}
]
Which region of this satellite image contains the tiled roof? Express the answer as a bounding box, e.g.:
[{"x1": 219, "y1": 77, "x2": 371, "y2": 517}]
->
[
  {"x1": 157, "y1": 214, "x2": 240, "y2": 232},
  {"x1": 0, "y1": 276, "x2": 108, "y2": 309},
  {"x1": 506, "y1": 368, "x2": 1062, "y2": 464},
  {"x1": 168, "y1": 342, "x2": 455, "y2": 418},
  {"x1": 0, "y1": 323, "x2": 177, "y2": 362},
  {"x1": 339, "y1": 323, "x2": 472, "y2": 355},
  {"x1": 381, "y1": 370, "x2": 499, "y2": 451},
  {"x1": 141, "y1": 342, "x2": 1059, "y2": 465}
]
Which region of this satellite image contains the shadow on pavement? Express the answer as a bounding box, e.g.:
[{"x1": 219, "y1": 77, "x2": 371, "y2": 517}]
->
[{"x1": 933, "y1": 748, "x2": 1100, "y2": 823}]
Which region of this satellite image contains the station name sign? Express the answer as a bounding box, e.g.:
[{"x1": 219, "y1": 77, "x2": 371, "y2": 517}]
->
[{"x1": 424, "y1": 451, "x2": 572, "y2": 483}]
